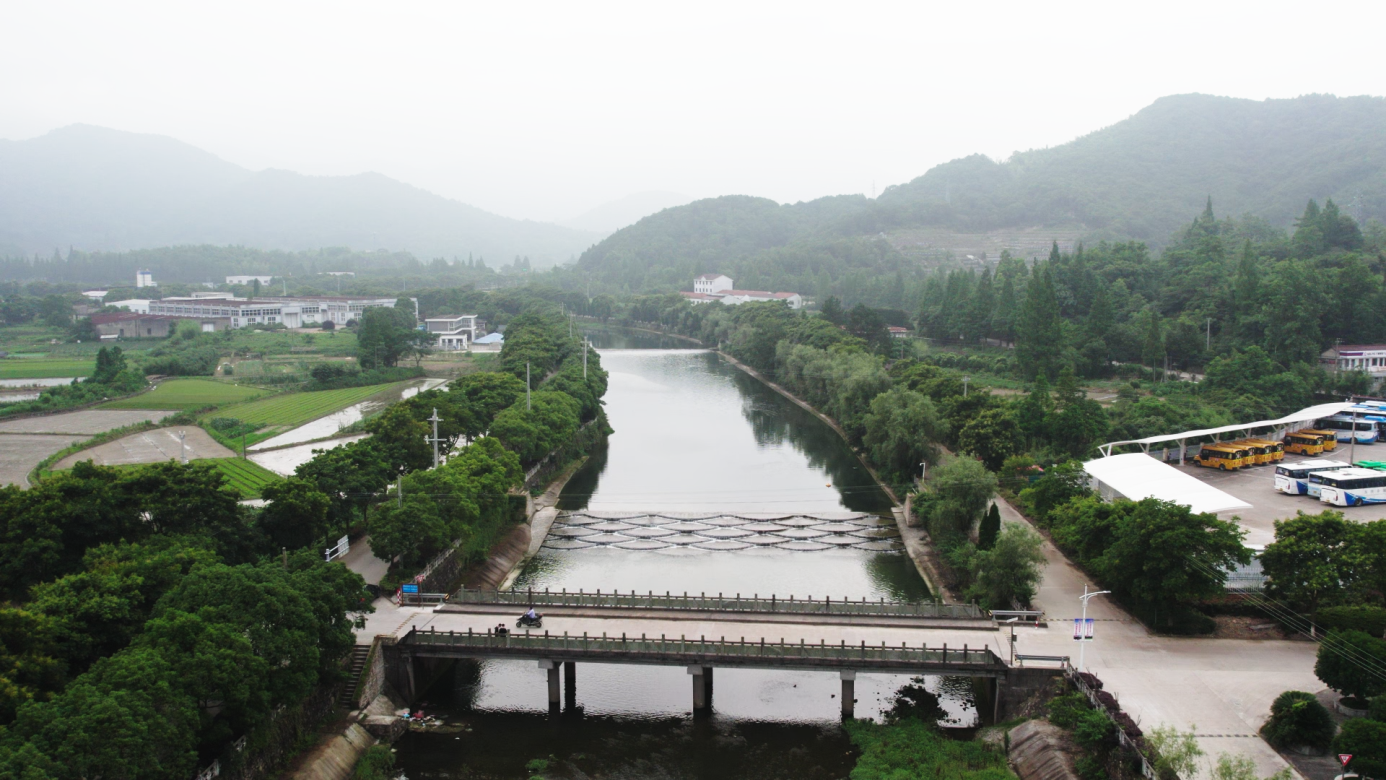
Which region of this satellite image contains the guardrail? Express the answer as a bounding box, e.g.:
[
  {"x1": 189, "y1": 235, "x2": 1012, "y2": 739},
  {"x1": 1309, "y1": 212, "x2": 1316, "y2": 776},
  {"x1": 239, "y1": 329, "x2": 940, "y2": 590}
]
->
[
  {"x1": 448, "y1": 587, "x2": 986, "y2": 619},
  {"x1": 1014, "y1": 654, "x2": 1069, "y2": 667},
  {"x1": 401, "y1": 625, "x2": 1004, "y2": 671},
  {"x1": 395, "y1": 591, "x2": 448, "y2": 607},
  {"x1": 990, "y1": 610, "x2": 1045, "y2": 624}
]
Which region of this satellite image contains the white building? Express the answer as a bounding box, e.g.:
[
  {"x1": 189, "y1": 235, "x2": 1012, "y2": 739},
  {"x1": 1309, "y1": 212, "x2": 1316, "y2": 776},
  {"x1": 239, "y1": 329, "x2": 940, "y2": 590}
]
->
[
  {"x1": 1321, "y1": 345, "x2": 1386, "y2": 381},
  {"x1": 717, "y1": 290, "x2": 804, "y2": 309},
  {"x1": 136, "y1": 269, "x2": 155, "y2": 288},
  {"x1": 81, "y1": 290, "x2": 108, "y2": 301},
  {"x1": 226, "y1": 275, "x2": 274, "y2": 285},
  {"x1": 425, "y1": 314, "x2": 479, "y2": 350},
  {"x1": 108, "y1": 299, "x2": 152, "y2": 314},
  {"x1": 148, "y1": 295, "x2": 414, "y2": 329},
  {"x1": 694, "y1": 274, "x2": 734, "y2": 294}
]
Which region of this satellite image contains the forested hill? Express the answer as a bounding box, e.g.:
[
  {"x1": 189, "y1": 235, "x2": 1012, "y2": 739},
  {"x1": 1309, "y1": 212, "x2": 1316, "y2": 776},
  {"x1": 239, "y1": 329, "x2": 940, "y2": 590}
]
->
[
  {"x1": 874, "y1": 93, "x2": 1386, "y2": 241},
  {"x1": 576, "y1": 94, "x2": 1386, "y2": 294},
  {"x1": 0, "y1": 124, "x2": 601, "y2": 266}
]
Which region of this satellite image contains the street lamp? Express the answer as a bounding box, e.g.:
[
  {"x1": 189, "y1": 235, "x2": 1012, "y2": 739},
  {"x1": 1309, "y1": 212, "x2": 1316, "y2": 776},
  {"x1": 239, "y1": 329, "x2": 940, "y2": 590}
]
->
[{"x1": 1077, "y1": 584, "x2": 1111, "y2": 673}]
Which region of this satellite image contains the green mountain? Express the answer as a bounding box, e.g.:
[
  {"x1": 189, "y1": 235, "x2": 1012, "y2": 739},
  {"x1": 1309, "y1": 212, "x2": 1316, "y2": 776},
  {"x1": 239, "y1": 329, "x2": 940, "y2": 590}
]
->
[
  {"x1": 0, "y1": 125, "x2": 601, "y2": 266},
  {"x1": 576, "y1": 93, "x2": 1386, "y2": 294}
]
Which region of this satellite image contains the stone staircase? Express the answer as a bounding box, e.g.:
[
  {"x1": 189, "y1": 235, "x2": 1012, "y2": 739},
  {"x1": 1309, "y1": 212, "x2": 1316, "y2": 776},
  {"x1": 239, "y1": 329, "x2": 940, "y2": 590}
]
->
[{"x1": 338, "y1": 644, "x2": 371, "y2": 709}]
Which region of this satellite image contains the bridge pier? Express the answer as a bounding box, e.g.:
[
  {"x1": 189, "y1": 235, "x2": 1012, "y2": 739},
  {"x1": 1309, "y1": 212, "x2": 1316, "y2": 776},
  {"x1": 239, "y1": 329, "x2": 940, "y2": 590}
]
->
[
  {"x1": 840, "y1": 671, "x2": 855, "y2": 719},
  {"x1": 540, "y1": 660, "x2": 560, "y2": 711},
  {"x1": 688, "y1": 665, "x2": 712, "y2": 712},
  {"x1": 564, "y1": 661, "x2": 576, "y2": 710}
]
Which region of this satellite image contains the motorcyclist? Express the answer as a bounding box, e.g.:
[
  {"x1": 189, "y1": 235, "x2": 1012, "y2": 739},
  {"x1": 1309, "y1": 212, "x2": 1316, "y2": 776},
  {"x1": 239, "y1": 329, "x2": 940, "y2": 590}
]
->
[{"x1": 523, "y1": 607, "x2": 539, "y2": 622}]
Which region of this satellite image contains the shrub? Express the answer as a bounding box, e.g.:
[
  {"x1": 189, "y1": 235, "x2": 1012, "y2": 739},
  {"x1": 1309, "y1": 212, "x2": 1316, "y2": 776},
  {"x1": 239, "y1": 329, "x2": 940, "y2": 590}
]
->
[
  {"x1": 1317, "y1": 605, "x2": 1386, "y2": 638},
  {"x1": 1261, "y1": 690, "x2": 1334, "y2": 752},
  {"x1": 1316, "y1": 630, "x2": 1386, "y2": 701},
  {"x1": 352, "y1": 744, "x2": 395, "y2": 780},
  {"x1": 1336, "y1": 718, "x2": 1386, "y2": 778}
]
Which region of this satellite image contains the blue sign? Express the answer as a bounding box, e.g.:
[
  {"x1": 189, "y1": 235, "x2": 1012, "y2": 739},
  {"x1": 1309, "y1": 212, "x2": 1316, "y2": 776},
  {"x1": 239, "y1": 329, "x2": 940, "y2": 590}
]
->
[{"x1": 402, "y1": 584, "x2": 419, "y2": 594}]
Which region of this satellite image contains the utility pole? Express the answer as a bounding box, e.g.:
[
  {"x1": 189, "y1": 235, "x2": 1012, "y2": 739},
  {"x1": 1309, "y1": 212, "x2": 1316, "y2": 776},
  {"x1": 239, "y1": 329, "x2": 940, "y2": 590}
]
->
[
  {"x1": 526, "y1": 362, "x2": 531, "y2": 411},
  {"x1": 426, "y1": 407, "x2": 443, "y2": 469},
  {"x1": 397, "y1": 476, "x2": 403, "y2": 508},
  {"x1": 583, "y1": 339, "x2": 588, "y2": 379},
  {"x1": 963, "y1": 376, "x2": 970, "y2": 398},
  {"x1": 178, "y1": 429, "x2": 187, "y2": 464},
  {"x1": 1077, "y1": 584, "x2": 1111, "y2": 673},
  {"x1": 1205, "y1": 317, "x2": 1211, "y2": 351}
]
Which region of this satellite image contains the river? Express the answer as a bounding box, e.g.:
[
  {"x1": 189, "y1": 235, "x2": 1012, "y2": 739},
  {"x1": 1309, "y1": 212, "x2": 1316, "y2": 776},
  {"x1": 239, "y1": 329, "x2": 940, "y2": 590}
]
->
[{"x1": 393, "y1": 327, "x2": 967, "y2": 780}]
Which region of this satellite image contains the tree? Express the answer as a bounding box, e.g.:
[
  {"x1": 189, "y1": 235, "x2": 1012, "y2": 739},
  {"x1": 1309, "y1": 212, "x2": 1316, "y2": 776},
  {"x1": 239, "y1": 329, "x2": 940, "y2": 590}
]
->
[
  {"x1": 1089, "y1": 498, "x2": 1250, "y2": 623},
  {"x1": 1315, "y1": 629, "x2": 1386, "y2": 701},
  {"x1": 1146, "y1": 724, "x2": 1204, "y2": 780},
  {"x1": 820, "y1": 296, "x2": 845, "y2": 325},
  {"x1": 296, "y1": 439, "x2": 396, "y2": 531},
  {"x1": 258, "y1": 478, "x2": 332, "y2": 552},
  {"x1": 1140, "y1": 308, "x2": 1164, "y2": 381},
  {"x1": 1259, "y1": 510, "x2": 1354, "y2": 614},
  {"x1": 365, "y1": 405, "x2": 432, "y2": 474},
  {"x1": 861, "y1": 388, "x2": 941, "y2": 483},
  {"x1": 1015, "y1": 268, "x2": 1063, "y2": 380},
  {"x1": 957, "y1": 408, "x2": 1022, "y2": 471},
  {"x1": 0, "y1": 607, "x2": 63, "y2": 724},
  {"x1": 356, "y1": 306, "x2": 417, "y2": 368},
  {"x1": 1016, "y1": 460, "x2": 1090, "y2": 524},
  {"x1": 966, "y1": 524, "x2": 1046, "y2": 608},
  {"x1": 919, "y1": 455, "x2": 997, "y2": 542},
  {"x1": 977, "y1": 503, "x2": 1001, "y2": 551}
]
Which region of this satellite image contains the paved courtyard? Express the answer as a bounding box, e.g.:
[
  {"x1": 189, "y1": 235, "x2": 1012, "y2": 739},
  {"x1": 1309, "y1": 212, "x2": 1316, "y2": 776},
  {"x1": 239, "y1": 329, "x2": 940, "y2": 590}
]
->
[
  {"x1": 53, "y1": 426, "x2": 234, "y2": 469},
  {"x1": 0, "y1": 433, "x2": 90, "y2": 487}
]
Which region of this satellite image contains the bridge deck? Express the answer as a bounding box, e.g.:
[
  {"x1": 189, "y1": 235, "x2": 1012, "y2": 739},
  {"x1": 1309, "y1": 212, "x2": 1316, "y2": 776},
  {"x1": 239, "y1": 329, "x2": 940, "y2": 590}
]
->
[
  {"x1": 448, "y1": 587, "x2": 987, "y2": 620},
  {"x1": 398, "y1": 625, "x2": 1007, "y2": 676},
  {"x1": 438, "y1": 602, "x2": 997, "y2": 631}
]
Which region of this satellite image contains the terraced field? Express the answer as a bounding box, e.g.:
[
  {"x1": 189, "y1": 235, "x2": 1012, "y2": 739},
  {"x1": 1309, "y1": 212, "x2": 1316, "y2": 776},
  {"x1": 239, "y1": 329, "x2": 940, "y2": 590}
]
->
[
  {"x1": 0, "y1": 358, "x2": 95, "y2": 379},
  {"x1": 208, "y1": 458, "x2": 282, "y2": 498},
  {"x1": 101, "y1": 379, "x2": 269, "y2": 410}
]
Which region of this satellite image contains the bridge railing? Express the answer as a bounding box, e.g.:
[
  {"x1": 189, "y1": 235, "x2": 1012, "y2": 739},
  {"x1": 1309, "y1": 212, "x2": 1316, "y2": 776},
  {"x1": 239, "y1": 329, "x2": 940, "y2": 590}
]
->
[
  {"x1": 448, "y1": 587, "x2": 985, "y2": 619},
  {"x1": 403, "y1": 626, "x2": 1003, "y2": 668}
]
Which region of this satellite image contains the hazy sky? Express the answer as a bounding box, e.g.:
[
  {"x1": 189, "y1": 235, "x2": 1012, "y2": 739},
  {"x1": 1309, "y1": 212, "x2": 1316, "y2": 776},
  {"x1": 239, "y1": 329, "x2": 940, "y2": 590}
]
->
[{"x1": 4, "y1": 1, "x2": 1384, "y2": 225}]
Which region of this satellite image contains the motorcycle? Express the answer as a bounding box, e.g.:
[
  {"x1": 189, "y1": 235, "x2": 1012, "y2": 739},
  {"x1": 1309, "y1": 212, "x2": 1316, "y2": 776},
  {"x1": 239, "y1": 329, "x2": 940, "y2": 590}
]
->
[{"x1": 516, "y1": 613, "x2": 544, "y2": 629}]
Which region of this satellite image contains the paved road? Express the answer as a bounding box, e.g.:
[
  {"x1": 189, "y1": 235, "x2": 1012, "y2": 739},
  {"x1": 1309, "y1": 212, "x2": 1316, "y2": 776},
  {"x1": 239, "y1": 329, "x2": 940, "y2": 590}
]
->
[
  {"x1": 0, "y1": 433, "x2": 89, "y2": 486},
  {"x1": 0, "y1": 409, "x2": 174, "y2": 434},
  {"x1": 995, "y1": 498, "x2": 1315, "y2": 779}
]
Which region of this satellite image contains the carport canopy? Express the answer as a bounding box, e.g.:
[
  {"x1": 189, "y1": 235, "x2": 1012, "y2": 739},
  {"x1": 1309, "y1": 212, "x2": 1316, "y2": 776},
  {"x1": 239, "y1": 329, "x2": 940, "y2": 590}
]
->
[
  {"x1": 1096, "y1": 402, "x2": 1359, "y2": 457},
  {"x1": 1083, "y1": 453, "x2": 1253, "y2": 515}
]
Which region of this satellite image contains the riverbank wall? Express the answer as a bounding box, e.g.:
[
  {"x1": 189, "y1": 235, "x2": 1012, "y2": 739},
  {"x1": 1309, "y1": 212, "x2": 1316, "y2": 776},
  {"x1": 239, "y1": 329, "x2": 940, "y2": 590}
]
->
[{"x1": 716, "y1": 351, "x2": 956, "y2": 600}]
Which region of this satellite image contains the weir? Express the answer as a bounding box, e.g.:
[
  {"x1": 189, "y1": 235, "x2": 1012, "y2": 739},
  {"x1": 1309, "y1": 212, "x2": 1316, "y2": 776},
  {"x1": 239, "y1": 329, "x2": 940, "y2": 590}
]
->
[{"x1": 543, "y1": 510, "x2": 903, "y2": 552}]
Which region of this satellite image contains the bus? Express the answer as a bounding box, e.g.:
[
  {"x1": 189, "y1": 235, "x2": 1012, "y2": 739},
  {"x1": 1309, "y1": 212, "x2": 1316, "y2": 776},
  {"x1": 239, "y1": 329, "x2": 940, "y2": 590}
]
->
[
  {"x1": 1285, "y1": 432, "x2": 1329, "y2": 456},
  {"x1": 1228, "y1": 439, "x2": 1270, "y2": 466},
  {"x1": 1273, "y1": 459, "x2": 1350, "y2": 495},
  {"x1": 1193, "y1": 443, "x2": 1253, "y2": 470},
  {"x1": 1317, "y1": 468, "x2": 1386, "y2": 506},
  {"x1": 1299, "y1": 429, "x2": 1340, "y2": 451},
  {"x1": 1243, "y1": 438, "x2": 1285, "y2": 463},
  {"x1": 1314, "y1": 415, "x2": 1379, "y2": 445}
]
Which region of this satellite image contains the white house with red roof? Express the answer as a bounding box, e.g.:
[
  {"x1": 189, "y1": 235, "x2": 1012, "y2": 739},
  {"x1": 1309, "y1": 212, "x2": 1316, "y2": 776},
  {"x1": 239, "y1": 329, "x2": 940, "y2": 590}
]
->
[
  {"x1": 681, "y1": 275, "x2": 803, "y2": 309},
  {"x1": 694, "y1": 274, "x2": 734, "y2": 294}
]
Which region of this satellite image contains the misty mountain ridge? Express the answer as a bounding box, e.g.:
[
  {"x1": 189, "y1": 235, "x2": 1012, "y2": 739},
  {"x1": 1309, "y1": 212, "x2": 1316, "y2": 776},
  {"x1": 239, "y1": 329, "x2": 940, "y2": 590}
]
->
[
  {"x1": 0, "y1": 124, "x2": 602, "y2": 266},
  {"x1": 561, "y1": 191, "x2": 693, "y2": 234},
  {"x1": 577, "y1": 93, "x2": 1386, "y2": 291}
]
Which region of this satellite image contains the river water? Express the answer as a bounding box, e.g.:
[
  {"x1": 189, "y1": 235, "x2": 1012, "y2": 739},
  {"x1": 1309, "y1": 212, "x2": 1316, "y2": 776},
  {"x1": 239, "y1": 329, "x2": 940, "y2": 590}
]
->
[{"x1": 394, "y1": 328, "x2": 965, "y2": 780}]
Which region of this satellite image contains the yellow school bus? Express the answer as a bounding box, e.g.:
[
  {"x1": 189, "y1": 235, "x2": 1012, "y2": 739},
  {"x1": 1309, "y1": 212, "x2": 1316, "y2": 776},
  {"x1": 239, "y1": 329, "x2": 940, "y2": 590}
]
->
[
  {"x1": 1229, "y1": 439, "x2": 1271, "y2": 466},
  {"x1": 1285, "y1": 432, "x2": 1327, "y2": 456},
  {"x1": 1194, "y1": 443, "x2": 1253, "y2": 470},
  {"x1": 1242, "y1": 438, "x2": 1285, "y2": 463},
  {"x1": 1300, "y1": 429, "x2": 1339, "y2": 452}
]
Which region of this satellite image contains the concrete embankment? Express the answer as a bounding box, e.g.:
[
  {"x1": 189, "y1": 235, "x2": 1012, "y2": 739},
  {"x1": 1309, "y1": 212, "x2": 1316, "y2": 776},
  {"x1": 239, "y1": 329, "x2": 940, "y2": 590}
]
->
[
  {"x1": 715, "y1": 351, "x2": 956, "y2": 599},
  {"x1": 290, "y1": 724, "x2": 377, "y2": 780}
]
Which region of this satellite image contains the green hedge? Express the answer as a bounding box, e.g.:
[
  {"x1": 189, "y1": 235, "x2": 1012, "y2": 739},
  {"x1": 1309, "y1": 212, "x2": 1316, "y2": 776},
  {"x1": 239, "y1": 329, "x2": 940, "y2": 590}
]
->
[{"x1": 1317, "y1": 605, "x2": 1386, "y2": 638}]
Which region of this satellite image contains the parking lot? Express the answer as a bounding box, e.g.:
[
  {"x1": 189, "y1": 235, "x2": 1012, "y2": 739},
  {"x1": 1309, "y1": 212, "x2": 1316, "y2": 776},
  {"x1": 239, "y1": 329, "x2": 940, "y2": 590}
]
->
[{"x1": 1174, "y1": 450, "x2": 1386, "y2": 546}]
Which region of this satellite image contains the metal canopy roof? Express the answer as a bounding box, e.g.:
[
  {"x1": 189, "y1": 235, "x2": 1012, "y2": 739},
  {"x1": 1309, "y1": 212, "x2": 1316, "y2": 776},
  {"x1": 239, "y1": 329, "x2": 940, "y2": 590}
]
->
[
  {"x1": 1097, "y1": 402, "x2": 1358, "y2": 457},
  {"x1": 1083, "y1": 453, "x2": 1253, "y2": 515}
]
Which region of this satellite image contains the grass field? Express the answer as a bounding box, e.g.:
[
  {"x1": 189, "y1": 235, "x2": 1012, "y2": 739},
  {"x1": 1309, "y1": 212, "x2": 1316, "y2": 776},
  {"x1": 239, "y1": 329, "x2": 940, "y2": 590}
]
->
[
  {"x1": 207, "y1": 458, "x2": 282, "y2": 498},
  {"x1": 212, "y1": 382, "x2": 401, "y2": 428},
  {"x1": 100, "y1": 379, "x2": 269, "y2": 410},
  {"x1": 0, "y1": 358, "x2": 96, "y2": 379}
]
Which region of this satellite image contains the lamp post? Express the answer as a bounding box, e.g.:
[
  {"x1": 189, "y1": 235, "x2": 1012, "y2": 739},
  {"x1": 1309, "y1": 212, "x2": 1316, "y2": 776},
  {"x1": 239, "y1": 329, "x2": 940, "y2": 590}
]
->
[{"x1": 1077, "y1": 584, "x2": 1111, "y2": 673}]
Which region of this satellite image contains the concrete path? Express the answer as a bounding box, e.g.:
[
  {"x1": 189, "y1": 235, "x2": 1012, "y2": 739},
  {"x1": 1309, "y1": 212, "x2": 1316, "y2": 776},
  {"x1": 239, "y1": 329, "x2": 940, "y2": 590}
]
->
[
  {"x1": 994, "y1": 497, "x2": 1314, "y2": 779},
  {"x1": 53, "y1": 426, "x2": 234, "y2": 469},
  {"x1": 339, "y1": 537, "x2": 390, "y2": 587}
]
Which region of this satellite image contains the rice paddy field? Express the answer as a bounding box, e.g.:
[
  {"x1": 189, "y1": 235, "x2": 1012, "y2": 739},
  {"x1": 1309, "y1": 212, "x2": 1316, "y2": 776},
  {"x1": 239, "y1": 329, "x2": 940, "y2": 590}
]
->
[
  {"x1": 100, "y1": 379, "x2": 269, "y2": 410},
  {"x1": 0, "y1": 358, "x2": 96, "y2": 379},
  {"x1": 211, "y1": 382, "x2": 402, "y2": 430},
  {"x1": 207, "y1": 458, "x2": 282, "y2": 498}
]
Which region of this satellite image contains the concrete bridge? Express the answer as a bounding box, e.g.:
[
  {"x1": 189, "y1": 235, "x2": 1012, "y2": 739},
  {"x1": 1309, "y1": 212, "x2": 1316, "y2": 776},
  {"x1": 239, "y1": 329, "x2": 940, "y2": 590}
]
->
[{"x1": 381, "y1": 591, "x2": 1056, "y2": 719}]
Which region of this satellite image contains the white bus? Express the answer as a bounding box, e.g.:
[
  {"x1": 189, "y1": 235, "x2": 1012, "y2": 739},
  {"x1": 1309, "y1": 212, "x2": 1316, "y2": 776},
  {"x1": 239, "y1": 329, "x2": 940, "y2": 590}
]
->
[
  {"x1": 1317, "y1": 467, "x2": 1386, "y2": 506},
  {"x1": 1274, "y1": 459, "x2": 1351, "y2": 495},
  {"x1": 1316, "y1": 414, "x2": 1379, "y2": 444}
]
